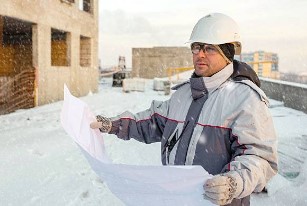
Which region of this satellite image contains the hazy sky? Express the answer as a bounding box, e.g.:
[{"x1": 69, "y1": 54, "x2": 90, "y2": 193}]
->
[{"x1": 98, "y1": 0, "x2": 307, "y2": 74}]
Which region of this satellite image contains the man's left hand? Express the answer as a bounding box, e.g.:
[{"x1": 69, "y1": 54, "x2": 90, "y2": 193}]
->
[{"x1": 203, "y1": 171, "x2": 243, "y2": 205}]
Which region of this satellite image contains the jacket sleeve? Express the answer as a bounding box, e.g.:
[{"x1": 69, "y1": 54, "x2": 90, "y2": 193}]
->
[
  {"x1": 108, "y1": 100, "x2": 170, "y2": 144},
  {"x1": 228, "y1": 86, "x2": 278, "y2": 198}
]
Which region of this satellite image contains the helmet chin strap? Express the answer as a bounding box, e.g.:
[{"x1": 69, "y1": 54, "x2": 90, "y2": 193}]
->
[{"x1": 214, "y1": 45, "x2": 232, "y2": 64}]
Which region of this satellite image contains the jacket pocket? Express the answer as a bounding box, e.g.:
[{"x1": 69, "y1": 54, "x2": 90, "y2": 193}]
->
[{"x1": 165, "y1": 127, "x2": 179, "y2": 164}]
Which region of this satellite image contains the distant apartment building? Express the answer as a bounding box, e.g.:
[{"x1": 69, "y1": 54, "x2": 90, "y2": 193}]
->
[
  {"x1": 238, "y1": 51, "x2": 279, "y2": 79},
  {"x1": 0, "y1": 0, "x2": 98, "y2": 114},
  {"x1": 132, "y1": 47, "x2": 193, "y2": 79}
]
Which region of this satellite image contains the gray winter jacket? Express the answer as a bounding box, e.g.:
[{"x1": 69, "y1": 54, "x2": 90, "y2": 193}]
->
[{"x1": 109, "y1": 62, "x2": 278, "y2": 205}]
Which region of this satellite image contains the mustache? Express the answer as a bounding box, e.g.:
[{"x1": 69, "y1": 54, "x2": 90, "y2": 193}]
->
[
  {"x1": 195, "y1": 60, "x2": 208, "y2": 64},
  {"x1": 195, "y1": 57, "x2": 208, "y2": 64}
]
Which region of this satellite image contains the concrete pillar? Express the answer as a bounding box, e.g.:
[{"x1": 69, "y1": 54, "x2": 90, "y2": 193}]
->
[
  {"x1": 74, "y1": 0, "x2": 80, "y2": 10},
  {"x1": 32, "y1": 24, "x2": 51, "y2": 105},
  {"x1": 69, "y1": 32, "x2": 80, "y2": 95}
]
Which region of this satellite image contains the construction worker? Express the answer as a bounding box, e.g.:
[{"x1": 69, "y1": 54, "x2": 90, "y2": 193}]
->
[{"x1": 90, "y1": 13, "x2": 277, "y2": 206}]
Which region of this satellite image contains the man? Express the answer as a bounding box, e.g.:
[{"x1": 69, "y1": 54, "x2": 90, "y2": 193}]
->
[{"x1": 91, "y1": 13, "x2": 277, "y2": 206}]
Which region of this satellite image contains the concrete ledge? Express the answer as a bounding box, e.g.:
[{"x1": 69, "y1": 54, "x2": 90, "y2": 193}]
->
[
  {"x1": 260, "y1": 77, "x2": 307, "y2": 113},
  {"x1": 122, "y1": 78, "x2": 146, "y2": 92}
]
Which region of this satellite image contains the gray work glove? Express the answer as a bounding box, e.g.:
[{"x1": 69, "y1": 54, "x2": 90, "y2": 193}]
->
[
  {"x1": 90, "y1": 115, "x2": 112, "y2": 133},
  {"x1": 203, "y1": 171, "x2": 244, "y2": 205}
]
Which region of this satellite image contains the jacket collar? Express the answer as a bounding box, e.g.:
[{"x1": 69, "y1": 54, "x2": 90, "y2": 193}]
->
[{"x1": 190, "y1": 63, "x2": 233, "y2": 100}]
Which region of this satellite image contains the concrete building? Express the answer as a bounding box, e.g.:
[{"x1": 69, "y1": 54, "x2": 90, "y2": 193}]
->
[
  {"x1": 239, "y1": 51, "x2": 279, "y2": 79},
  {"x1": 0, "y1": 0, "x2": 98, "y2": 114},
  {"x1": 280, "y1": 72, "x2": 307, "y2": 84},
  {"x1": 132, "y1": 47, "x2": 193, "y2": 79}
]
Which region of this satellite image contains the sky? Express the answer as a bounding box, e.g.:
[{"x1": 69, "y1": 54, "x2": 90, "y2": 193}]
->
[{"x1": 98, "y1": 0, "x2": 307, "y2": 74}]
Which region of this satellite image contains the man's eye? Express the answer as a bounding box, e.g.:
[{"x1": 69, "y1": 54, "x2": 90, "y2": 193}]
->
[{"x1": 206, "y1": 46, "x2": 215, "y2": 51}]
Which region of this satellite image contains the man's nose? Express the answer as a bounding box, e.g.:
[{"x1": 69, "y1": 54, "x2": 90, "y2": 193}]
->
[{"x1": 198, "y1": 48, "x2": 207, "y2": 57}]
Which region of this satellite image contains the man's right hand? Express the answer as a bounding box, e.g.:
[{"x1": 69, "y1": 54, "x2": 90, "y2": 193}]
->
[{"x1": 90, "y1": 115, "x2": 112, "y2": 133}]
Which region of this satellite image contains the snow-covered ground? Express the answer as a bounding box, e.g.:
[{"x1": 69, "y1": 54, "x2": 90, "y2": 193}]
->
[{"x1": 1, "y1": 77, "x2": 307, "y2": 206}]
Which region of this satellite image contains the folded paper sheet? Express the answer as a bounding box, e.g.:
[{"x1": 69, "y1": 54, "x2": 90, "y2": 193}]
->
[{"x1": 60, "y1": 85, "x2": 214, "y2": 206}]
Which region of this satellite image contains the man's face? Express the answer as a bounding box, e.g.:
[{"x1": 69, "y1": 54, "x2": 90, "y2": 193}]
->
[{"x1": 191, "y1": 43, "x2": 227, "y2": 77}]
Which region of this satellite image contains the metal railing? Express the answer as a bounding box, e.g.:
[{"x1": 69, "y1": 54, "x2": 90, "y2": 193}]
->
[
  {"x1": 0, "y1": 69, "x2": 35, "y2": 115},
  {"x1": 167, "y1": 67, "x2": 194, "y2": 82}
]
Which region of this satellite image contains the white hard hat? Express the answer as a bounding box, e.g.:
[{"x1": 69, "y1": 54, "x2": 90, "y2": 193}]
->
[{"x1": 187, "y1": 13, "x2": 242, "y2": 55}]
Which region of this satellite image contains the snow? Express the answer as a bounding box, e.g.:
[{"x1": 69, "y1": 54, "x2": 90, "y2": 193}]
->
[{"x1": 1, "y1": 77, "x2": 307, "y2": 206}]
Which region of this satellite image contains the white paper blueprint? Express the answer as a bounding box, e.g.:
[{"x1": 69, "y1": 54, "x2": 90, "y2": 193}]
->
[{"x1": 60, "y1": 84, "x2": 214, "y2": 206}]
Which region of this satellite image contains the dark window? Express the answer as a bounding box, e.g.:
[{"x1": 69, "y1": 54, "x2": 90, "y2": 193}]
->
[
  {"x1": 51, "y1": 29, "x2": 70, "y2": 66},
  {"x1": 80, "y1": 0, "x2": 92, "y2": 13},
  {"x1": 61, "y1": 0, "x2": 75, "y2": 4},
  {"x1": 80, "y1": 36, "x2": 91, "y2": 67}
]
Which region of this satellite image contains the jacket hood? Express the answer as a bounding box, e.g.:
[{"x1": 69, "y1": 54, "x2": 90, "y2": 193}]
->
[{"x1": 231, "y1": 60, "x2": 260, "y2": 87}]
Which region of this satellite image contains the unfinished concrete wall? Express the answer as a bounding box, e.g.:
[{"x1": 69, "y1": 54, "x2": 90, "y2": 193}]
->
[
  {"x1": 0, "y1": 0, "x2": 99, "y2": 105},
  {"x1": 260, "y1": 78, "x2": 307, "y2": 113},
  {"x1": 132, "y1": 47, "x2": 193, "y2": 79}
]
